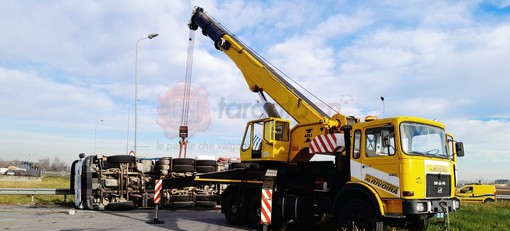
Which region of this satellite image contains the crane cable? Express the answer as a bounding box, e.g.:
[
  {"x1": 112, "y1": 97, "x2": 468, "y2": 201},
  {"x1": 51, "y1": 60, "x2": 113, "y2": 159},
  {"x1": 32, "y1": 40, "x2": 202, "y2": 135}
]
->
[
  {"x1": 207, "y1": 13, "x2": 340, "y2": 115},
  {"x1": 178, "y1": 29, "x2": 196, "y2": 158}
]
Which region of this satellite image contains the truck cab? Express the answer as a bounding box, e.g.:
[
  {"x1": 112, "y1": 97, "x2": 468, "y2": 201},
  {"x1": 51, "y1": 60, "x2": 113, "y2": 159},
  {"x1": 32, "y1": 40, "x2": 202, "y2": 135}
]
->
[{"x1": 349, "y1": 116, "x2": 462, "y2": 227}]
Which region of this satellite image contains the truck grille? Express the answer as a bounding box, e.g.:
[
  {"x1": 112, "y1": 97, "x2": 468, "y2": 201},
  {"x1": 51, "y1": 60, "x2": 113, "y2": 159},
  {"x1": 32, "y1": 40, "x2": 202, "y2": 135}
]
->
[{"x1": 426, "y1": 174, "x2": 451, "y2": 198}]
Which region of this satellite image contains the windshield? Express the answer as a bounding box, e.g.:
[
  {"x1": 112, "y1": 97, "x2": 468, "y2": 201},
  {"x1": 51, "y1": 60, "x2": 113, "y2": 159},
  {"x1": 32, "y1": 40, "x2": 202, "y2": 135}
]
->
[{"x1": 400, "y1": 122, "x2": 447, "y2": 158}]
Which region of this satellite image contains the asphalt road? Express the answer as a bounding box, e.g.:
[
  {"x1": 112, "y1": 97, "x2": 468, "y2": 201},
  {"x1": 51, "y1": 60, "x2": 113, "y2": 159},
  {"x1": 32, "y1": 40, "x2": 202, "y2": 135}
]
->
[{"x1": 0, "y1": 205, "x2": 252, "y2": 231}]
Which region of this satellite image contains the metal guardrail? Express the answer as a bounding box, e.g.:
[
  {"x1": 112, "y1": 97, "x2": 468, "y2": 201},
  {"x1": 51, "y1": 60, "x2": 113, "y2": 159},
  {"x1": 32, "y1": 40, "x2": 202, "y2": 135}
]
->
[
  {"x1": 0, "y1": 188, "x2": 71, "y2": 203},
  {"x1": 497, "y1": 195, "x2": 510, "y2": 200},
  {"x1": 0, "y1": 188, "x2": 71, "y2": 195}
]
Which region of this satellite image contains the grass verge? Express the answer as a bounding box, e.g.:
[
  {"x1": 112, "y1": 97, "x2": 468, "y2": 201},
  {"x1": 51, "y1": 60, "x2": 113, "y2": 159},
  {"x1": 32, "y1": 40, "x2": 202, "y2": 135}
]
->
[{"x1": 0, "y1": 176, "x2": 73, "y2": 205}]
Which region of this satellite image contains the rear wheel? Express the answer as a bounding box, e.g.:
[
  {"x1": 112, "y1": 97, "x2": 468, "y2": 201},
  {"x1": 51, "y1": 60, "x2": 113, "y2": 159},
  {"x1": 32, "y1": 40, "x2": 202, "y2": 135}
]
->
[
  {"x1": 484, "y1": 198, "x2": 495, "y2": 203},
  {"x1": 337, "y1": 199, "x2": 383, "y2": 231},
  {"x1": 223, "y1": 190, "x2": 248, "y2": 226}
]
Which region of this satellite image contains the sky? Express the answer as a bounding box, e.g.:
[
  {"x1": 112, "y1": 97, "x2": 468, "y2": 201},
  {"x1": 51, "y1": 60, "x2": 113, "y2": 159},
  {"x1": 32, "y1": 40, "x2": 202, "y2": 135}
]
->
[{"x1": 0, "y1": 0, "x2": 509, "y2": 181}]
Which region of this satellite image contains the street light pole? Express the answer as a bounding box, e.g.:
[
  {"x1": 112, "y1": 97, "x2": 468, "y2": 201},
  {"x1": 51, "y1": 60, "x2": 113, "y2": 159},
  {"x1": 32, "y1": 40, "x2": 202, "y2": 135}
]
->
[
  {"x1": 380, "y1": 96, "x2": 385, "y2": 118},
  {"x1": 94, "y1": 119, "x2": 104, "y2": 154},
  {"x1": 126, "y1": 104, "x2": 131, "y2": 155},
  {"x1": 134, "y1": 33, "x2": 158, "y2": 156}
]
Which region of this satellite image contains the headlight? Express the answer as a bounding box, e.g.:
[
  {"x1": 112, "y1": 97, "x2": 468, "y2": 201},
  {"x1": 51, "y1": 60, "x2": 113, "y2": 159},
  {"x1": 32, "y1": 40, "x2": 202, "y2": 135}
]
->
[{"x1": 416, "y1": 202, "x2": 427, "y2": 212}]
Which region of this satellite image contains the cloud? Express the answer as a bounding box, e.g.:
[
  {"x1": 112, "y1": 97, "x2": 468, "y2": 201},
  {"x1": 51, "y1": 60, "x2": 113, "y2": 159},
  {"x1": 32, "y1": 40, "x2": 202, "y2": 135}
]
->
[{"x1": 0, "y1": 0, "x2": 508, "y2": 183}]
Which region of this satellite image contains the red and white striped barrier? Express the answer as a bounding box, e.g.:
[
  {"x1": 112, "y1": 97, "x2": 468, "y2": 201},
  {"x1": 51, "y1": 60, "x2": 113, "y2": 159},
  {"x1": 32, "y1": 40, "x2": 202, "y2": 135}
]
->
[
  {"x1": 309, "y1": 133, "x2": 345, "y2": 154},
  {"x1": 154, "y1": 179, "x2": 162, "y2": 204},
  {"x1": 260, "y1": 188, "x2": 273, "y2": 225}
]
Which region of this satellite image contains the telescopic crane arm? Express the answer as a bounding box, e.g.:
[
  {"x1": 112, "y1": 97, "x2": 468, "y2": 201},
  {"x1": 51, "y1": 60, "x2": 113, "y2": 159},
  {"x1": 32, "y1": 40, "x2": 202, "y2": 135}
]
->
[{"x1": 188, "y1": 7, "x2": 342, "y2": 129}]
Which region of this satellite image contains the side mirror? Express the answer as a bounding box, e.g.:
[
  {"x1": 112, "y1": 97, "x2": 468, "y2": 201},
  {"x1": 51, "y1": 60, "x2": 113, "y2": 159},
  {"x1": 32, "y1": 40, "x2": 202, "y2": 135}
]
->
[
  {"x1": 455, "y1": 142, "x2": 465, "y2": 157},
  {"x1": 381, "y1": 130, "x2": 392, "y2": 147}
]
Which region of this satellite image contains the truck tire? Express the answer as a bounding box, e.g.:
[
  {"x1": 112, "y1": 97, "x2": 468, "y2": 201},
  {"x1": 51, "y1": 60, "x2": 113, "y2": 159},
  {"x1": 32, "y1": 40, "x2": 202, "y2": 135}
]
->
[
  {"x1": 196, "y1": 159, "x2": 216, "y2": 167},
  {"x1": 172, "y1": 158, "x2": 195, "y2": 166},
  {"x1": 223, "y1": 190, "x2": 248, "y2": 226},
  {"x1": 247, "y1": 193, "x2": 262, "y2": 230},
  {"x1": 231, "y1": 162, "x2": 250, "y2": 169},
  {"x1": 337, "y1": 199, "x2": 383, "y2": 231},
  {"x1": 107, "y1": 155, "x2": 136, "y2": 164},
  {"x1": 407, "y1": 217, "x2": 429, "y2": 231},
  {"x1": 196, "y1": 166, "x2": 216, "y2": 173},
  {"x1": 172, "y1": 165, "x2": 195, "y2": 173}
]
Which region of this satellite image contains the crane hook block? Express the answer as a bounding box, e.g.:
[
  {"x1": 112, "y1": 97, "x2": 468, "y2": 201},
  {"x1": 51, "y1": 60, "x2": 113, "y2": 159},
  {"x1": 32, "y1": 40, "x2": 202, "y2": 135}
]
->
[{"x1": 179, "y1": 126, "x2": 188, "y2": 139}]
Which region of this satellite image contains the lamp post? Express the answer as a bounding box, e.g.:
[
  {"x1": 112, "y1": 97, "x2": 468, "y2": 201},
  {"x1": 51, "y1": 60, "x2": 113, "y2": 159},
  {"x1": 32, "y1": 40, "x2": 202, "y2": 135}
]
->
[
  {"x1": 134, "y1": 33, "x2": 158, "y2": 155},
  {"x1": 126, "y1": 104, "x2": 131, "y2": 155},
  {"x1": 94, "y1": 119, "x2": 104, "y2": 154},
  {"x1": 380, "y1": 96, "x2": 385, "y2": 118}
]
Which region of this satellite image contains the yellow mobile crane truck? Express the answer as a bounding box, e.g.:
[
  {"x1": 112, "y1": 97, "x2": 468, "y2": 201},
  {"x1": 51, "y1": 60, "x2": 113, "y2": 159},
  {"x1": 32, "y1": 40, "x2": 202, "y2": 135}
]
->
[{"x1": 164, "y1": 7, "x2": 465, "y2": 230}]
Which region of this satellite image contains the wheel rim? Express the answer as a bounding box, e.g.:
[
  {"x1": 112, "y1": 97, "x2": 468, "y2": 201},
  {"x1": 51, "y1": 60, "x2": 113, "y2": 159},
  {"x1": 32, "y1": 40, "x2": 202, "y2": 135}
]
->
[{"x1": 231, "y1": 204, "x2": 238, "y2": 214}]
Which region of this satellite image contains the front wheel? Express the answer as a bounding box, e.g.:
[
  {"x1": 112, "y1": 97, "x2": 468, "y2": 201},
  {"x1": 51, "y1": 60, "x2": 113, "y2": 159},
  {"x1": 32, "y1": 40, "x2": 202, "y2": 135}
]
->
[
  {"x1": 407, "y1": 217, "x2": 429, "y2": 231},
  {"x1": 337, "y1": 199, "x2": 383, "y2": 231}
]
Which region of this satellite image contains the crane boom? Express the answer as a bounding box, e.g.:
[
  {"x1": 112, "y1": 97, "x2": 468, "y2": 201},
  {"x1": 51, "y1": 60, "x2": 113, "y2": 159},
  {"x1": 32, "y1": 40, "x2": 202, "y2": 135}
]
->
[
  {"x1": 189, "y1": 7, "x2": 359, "y2": 162},
  {"x1": 189, "y1": 7, "x2": 336, "y2": 126}
]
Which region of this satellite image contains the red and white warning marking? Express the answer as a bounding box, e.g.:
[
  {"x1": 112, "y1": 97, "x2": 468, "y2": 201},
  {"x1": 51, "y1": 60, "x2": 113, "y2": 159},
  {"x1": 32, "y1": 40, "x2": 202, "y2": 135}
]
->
[
  {"x1": 260, "y1": 188, "x2": 273, "y2": 224},
  {"x1": 309, "y1": 133, "x2": 345, "y2": 154},
  {"x1": 154, "y1": 179, "x2": 162, "y2": 204}
]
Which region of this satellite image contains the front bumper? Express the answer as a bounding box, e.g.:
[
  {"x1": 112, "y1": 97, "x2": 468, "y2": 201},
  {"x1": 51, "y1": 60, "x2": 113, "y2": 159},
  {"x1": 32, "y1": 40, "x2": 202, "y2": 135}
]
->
[{"x1": 402, "y1": 198, "x2": 460, "y2": 214}]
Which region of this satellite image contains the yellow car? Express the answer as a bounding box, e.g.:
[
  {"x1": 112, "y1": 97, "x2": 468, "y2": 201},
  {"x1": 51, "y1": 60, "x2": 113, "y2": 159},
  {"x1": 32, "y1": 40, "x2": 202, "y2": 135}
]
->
[{"x1": 456, "y1": 184, "x2": 496, "y2": 203}]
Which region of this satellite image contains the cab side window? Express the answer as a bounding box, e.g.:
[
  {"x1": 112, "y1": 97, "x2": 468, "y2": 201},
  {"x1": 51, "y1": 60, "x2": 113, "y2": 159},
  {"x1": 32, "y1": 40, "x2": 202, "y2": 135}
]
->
[
  {"x1": 353, "y1": 130, "x2": 361, "y2": 159},
  {"x1": 365, "y1": 126, "x2": 395, "y2": 157}
]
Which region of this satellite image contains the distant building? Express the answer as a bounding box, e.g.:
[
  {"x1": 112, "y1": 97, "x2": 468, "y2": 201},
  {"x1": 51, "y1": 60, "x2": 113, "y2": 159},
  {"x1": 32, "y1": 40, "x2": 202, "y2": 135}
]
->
[{"x1": 495, "y1": 179, "x2": 509, "y2": 186}]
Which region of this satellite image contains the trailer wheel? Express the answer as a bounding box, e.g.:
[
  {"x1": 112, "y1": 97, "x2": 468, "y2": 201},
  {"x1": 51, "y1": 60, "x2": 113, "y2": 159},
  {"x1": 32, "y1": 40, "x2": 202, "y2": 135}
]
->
[
  {"x1": 223, "y1": 190, "x2": 248, "y2": 226},
  {"x1": 196, "y1": 159, "x2": 216, "y2": 167},
  {"x1": 172, "y1": 158, "x2": 195, "y2": 166},
  {"x1": 172, "y1": 165, "x2": 195, "y2": 173},
  {"x1": 196, "y1": 166, "x2": 216, "y2": 173},
  {"x1": 231, "y1": 162, "x2": 250, "y2": 169},
  {"x1": 337, "y1": 199, "x2": 383, "y2": 231},
  {"x1": 107, "y1": 155, "x2": 136, "y2": 164}
]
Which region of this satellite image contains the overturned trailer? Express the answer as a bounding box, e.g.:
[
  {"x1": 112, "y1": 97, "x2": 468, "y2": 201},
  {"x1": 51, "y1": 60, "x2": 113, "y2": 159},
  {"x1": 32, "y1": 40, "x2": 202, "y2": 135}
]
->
[{"x1": 71, "y1": 153, "x2": 223, "y2": 210}]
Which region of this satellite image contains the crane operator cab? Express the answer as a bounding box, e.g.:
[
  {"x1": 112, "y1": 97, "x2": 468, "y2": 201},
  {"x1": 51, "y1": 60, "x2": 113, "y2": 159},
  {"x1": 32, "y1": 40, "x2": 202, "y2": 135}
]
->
[{"x1": 240, "y1": 117, "x2": 291, "y2": 162}]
